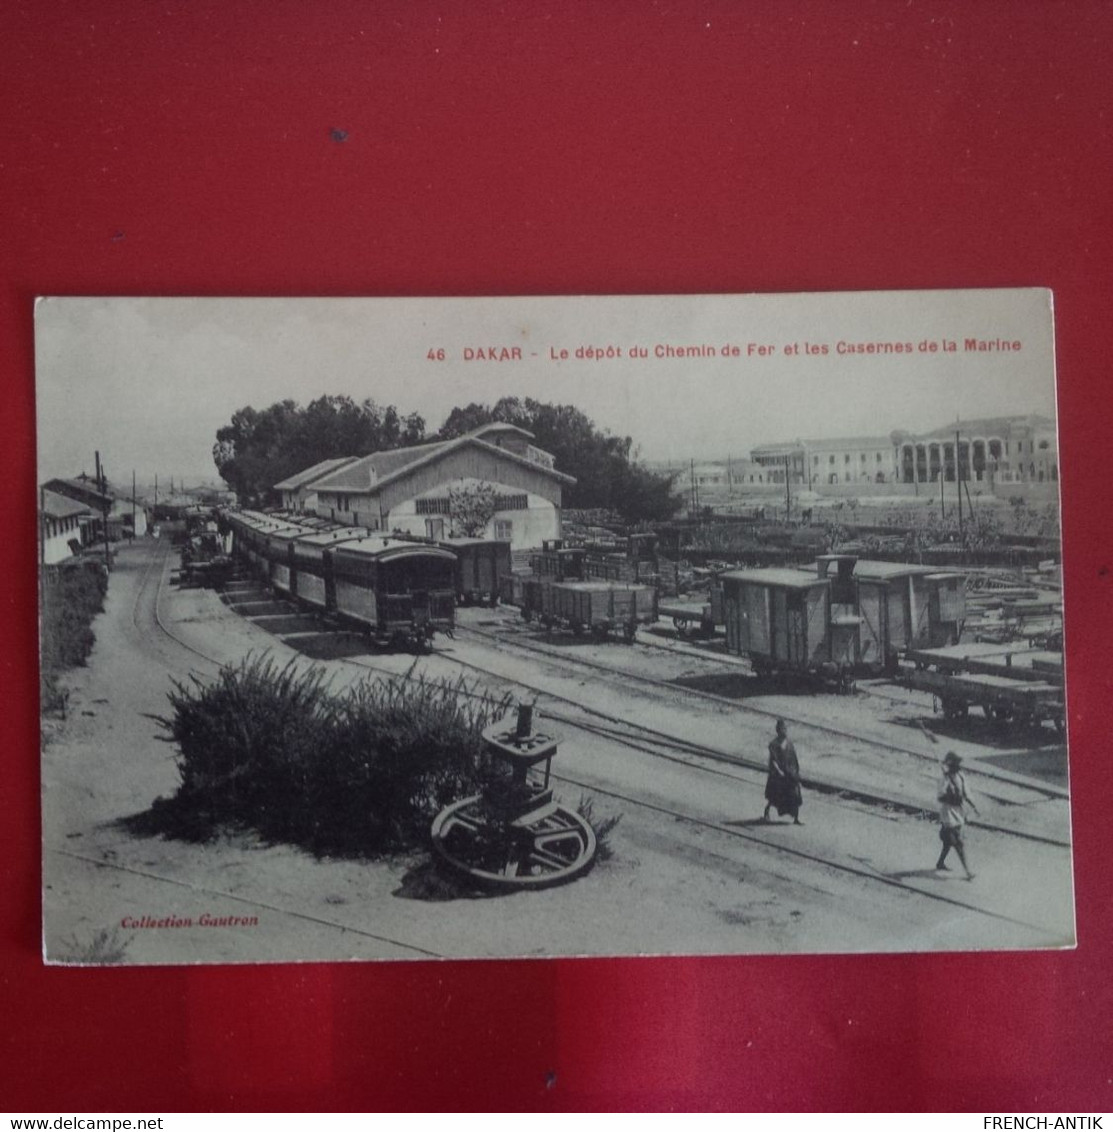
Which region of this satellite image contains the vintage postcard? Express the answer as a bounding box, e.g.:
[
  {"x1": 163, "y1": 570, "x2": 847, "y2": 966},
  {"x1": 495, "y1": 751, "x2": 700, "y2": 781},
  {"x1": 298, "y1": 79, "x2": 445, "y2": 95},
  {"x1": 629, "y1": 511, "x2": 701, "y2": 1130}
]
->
[{"x1": 36, "y1": 290, "x2": 1071, "y2": 965}]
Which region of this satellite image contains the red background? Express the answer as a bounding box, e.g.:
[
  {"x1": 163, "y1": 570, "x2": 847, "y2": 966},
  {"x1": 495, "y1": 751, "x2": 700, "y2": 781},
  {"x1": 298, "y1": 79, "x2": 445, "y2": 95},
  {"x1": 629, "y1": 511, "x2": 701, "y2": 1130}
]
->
[{"x1": 3, "y1": 0, "x2": 1111, "y2": 1112}]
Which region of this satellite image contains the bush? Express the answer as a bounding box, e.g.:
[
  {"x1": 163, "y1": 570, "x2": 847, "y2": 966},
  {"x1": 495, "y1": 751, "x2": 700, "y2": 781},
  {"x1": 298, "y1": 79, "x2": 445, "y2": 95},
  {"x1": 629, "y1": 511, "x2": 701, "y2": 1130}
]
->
[
  {"x1": 161, "y1": 656, "x2": 338, "y2": 840},
  {"x1": 39, "y1": 563, "x2": 109, "y2": 712},
  {"x1": 155, "y1": 654, "x2": 511, "y2": 856}
]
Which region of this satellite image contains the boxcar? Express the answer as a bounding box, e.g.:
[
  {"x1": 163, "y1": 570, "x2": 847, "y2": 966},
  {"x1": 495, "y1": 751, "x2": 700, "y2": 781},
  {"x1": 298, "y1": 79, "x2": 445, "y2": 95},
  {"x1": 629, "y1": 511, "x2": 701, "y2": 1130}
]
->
[
  {"x1": 328, "y1": 536, "x2": 457, "y2": 645},
  {"x1": 721, "y1": 556, "x2": 966, "y2": 683},
  {"x1": 438, "y1": 537, "x2": 512, "y2": 606},
  {"x1": 720, "y1": 568, "x2": 838, "y2": 678},
  {"x1": 845, "y1": 558, "x2": 965, "y2": 667}
]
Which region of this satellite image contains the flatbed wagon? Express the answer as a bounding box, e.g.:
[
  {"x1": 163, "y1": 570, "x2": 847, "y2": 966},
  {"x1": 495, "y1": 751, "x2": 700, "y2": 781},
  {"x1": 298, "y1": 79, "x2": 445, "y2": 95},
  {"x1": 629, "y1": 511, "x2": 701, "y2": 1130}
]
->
[
  {"x1": 657, "y1": 597, "x2": 717, "y2": 636},
  {"x1": 901, "y1": 643, "x2": 1065, "y2": 731},
  {"x1": 904, "y1": 642, "x2": 1064, "y2": 685}
]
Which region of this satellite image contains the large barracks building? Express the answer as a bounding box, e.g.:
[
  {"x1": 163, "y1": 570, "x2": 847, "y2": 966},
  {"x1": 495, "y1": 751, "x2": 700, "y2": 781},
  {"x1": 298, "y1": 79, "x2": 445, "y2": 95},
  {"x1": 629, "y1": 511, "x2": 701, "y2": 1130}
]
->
[{"x1": 749, "y1": 414, "x2": 1057, "y2": 490}]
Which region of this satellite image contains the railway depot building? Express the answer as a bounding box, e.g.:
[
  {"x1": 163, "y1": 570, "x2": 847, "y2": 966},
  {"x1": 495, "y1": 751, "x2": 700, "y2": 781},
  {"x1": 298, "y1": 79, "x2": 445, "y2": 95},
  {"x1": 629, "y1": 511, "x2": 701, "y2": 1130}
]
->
[
  {"x1": 302, "y1": 424, "x2": 574, "y2": 551},
  {"x1": 273, "y1": 456, "x2": 360, "y2": 513},
  {"x1": 891, "y1": 414, "x2": 1058, "y2": 486}
]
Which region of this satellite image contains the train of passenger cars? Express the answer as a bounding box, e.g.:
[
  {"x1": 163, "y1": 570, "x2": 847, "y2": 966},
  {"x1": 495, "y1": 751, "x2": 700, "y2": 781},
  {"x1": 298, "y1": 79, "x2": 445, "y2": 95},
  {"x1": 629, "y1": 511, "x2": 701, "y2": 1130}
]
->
[
  {"x1": 225, "y1": 510, "x2": 459, "y2": 647},
  {"x1": 227, "y1": 512, "x2": 661, "y2": 645}
]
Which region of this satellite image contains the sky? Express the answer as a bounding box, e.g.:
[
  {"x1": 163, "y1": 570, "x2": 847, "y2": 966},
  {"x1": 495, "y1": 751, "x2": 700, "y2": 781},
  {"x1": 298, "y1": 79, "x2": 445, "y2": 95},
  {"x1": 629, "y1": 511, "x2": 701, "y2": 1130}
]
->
[{"x1": 34, "y1": 291, "x2": 1058, "y2": 487}]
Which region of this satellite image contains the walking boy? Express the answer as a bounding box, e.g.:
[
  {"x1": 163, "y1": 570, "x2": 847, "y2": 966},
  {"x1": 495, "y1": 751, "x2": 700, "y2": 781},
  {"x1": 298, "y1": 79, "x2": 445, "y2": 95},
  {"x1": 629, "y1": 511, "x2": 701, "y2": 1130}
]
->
[{"x1": 936, "y1": 751, "x2": 979, "y2": 879}]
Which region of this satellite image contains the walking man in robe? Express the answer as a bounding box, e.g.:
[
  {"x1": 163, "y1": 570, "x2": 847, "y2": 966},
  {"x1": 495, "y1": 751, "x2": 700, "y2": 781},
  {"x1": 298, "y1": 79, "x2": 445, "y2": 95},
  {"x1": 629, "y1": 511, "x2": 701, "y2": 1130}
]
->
[
  {"x1": 763, "y1": 719, "x2": 802, "y2": 824},
  {"x1": 936, "y1": 751, "x2": 979, "y2": 879}
]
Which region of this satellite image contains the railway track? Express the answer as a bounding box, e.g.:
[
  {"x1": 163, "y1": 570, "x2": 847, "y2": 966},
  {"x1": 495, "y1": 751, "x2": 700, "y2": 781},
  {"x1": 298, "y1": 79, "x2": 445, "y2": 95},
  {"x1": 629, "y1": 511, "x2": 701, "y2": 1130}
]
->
[
  {"x1": 626, "y1": 618, "x2": 1067, "y2": 754},
  {"x1": 52, "y1": 846, "x2": 444, "y2": 960},
  {"x1": 117, "y1": 555, "x2": 1072, "y2": 944},
  {"x1": 452, "y1": 619, "x2": 1069, "y2": 803},
  {"x1": 428, "y1": 635, "x2": 1070, "y2": 850},
  {"x1": 162, "y1": 562, "x2": 1072, "y2": 870},
  {"x1": 188, "y1": 569, "x2": 1069, "y2": 850}
]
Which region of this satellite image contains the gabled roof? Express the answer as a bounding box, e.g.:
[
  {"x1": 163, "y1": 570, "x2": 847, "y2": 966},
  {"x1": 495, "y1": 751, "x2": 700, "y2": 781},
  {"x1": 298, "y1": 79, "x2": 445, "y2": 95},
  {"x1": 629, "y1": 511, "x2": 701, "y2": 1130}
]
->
[
  {"x1": 41, "y1": 489, "x2": 93, "y2": 520},
  {"x1": 273, "y1": 456, "x2": 361, "y2": 492},
  {"x1": 313, "y1": 429, "x2": 575, "y2": 494},
  {"x1": 310, "y1": 440, "x2": 448, "y2": 491},
  {"x1": 43, "y1": 477, "x2": 114, "y2": 509}
]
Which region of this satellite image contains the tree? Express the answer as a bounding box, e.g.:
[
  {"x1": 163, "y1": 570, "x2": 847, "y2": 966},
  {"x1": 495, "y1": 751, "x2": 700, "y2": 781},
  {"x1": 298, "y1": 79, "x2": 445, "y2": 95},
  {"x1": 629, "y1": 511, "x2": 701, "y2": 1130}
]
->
[
  {"x1": 213, "y1": 396, "x2": 426, "y2": 505},
  {"x1": 436, "y1": 398, "x2": 681, "y2": 522},
  {"x1": 448, "y1": 481, "x2": 498, "y2": 537}
]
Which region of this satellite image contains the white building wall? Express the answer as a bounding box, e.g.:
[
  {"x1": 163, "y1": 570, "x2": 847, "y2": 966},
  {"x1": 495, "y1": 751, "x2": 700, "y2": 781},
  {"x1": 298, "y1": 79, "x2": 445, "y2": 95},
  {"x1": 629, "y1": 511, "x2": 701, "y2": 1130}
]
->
[
  {"x1": 388, "y1": 484, "x2": 559, "y2": 550},
  {"x1": 42, "y1": 514, "x2": 84, "y2": 564},
  {"x1": 317, "y1": 491, "x2": 382, "y2": 529}
]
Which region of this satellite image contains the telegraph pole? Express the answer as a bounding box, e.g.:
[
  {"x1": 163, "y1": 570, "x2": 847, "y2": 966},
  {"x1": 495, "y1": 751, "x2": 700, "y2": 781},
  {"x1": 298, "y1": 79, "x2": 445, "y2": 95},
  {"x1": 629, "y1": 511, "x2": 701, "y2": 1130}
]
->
[
  {"x1": 955, "y1": 430, "x2": 964, "y2": 553},
  {"x1": 95, "y1": 450, "x2": 111, "y2": 572}
]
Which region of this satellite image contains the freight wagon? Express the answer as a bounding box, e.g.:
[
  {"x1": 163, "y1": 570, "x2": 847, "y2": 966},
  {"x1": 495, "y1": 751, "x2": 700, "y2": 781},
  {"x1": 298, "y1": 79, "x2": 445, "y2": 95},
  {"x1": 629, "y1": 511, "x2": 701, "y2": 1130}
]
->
[
  {"x1": 521, "y1": 579, "x2": 657, "y2": 640},
  {"x1": 902, "y1": 642, "x2": 1065, "y2": 732},
  {"x1": 719, "y1": 556, "x2": 966, "y2": 685},
  {"x1": 438, "y1": 537, "x2": 512, "y2": 606}
]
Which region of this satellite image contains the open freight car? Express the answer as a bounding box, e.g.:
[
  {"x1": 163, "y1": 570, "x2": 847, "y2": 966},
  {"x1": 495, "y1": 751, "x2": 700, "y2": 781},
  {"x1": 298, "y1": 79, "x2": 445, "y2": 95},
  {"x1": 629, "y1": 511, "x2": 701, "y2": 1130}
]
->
[{"x1": 522, "y1": 579, "x2": 657, "y2": 641}]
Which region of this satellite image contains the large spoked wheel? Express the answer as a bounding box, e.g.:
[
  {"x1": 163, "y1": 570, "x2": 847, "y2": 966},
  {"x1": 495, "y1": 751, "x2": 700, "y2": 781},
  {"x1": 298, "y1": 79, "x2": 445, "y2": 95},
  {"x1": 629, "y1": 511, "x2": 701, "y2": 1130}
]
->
[{"x1": 431, "y1": 795, "x2": 598, "y2": 890}]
